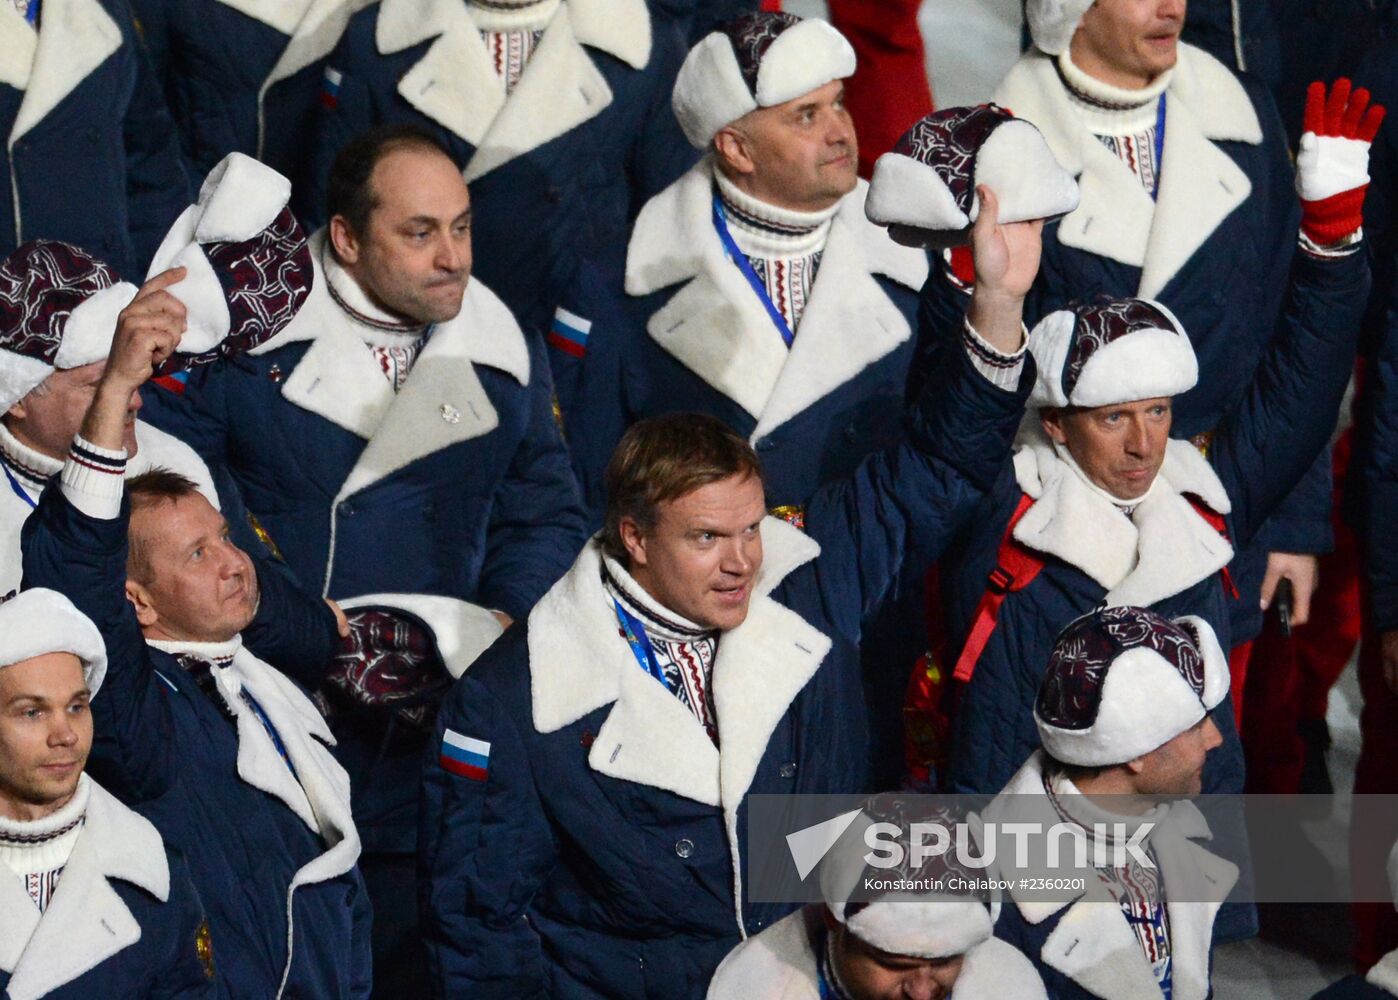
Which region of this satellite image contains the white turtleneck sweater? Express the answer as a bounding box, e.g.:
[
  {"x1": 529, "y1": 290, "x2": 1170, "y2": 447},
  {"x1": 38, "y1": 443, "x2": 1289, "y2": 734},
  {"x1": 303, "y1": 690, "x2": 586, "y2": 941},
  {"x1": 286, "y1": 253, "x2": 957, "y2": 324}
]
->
[
  {"x1": 714, "y1": 168, "x2": 839, "y2": 336},
  {"x1": 601, "y1": 555, "x2": 720, "y2": 744},
  {"x1": 322, "y1": 243, "x2": 428, "y2": 392},
  {"x1": 1058, "y1": 51, "x2": 1173, "y2": 200},
  {"x1": 0, "y1": 775, "x2": 90, "y2": 913},
  {"x1": 0, "y1": 421, "x2": 60, "y2": 505},
  {"x1": 469, "y1": 0, "x2": 561, "y2": 94}
]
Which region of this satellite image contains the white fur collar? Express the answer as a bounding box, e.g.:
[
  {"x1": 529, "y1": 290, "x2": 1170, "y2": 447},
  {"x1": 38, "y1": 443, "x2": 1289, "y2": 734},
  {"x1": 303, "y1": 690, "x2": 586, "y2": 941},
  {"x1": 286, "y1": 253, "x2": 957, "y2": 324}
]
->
[
  {"x1": 0, "y1": 779, "x2": 171, "y2": 1000},
  {"x1": 626, "y1": 160, "x2": 928, "y2": 439},
  {"x1": 1010, "y1": 428, "x2": 1233, "y2": 609},
  {"x1": 529, "y1": 518, "x2": 827, "y2": 938},
  {"x1": 374, "y1": 0, "x2": 648, "y2": 178},
  {"x1": 4, "y1": 0, "x2": 122, "y2": 146},
  {"x1": 1369, "y1": 949, "x2": 1398, "y2": 995},
  {"x1": 985, "y1": 753, "x2": 1236, "y2": 1000},
  {"x1": 253, "y1": 231, "x2": 529, "y2": 501},
  {"x1": 996, "y1": 44, "x2": 1261, "y2": 298}
]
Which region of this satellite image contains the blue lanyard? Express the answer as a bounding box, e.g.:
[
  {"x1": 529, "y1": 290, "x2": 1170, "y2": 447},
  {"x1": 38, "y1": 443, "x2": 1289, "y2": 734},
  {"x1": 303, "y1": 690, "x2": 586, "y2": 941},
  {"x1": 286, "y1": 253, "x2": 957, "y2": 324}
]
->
[
  {"x1": 2, "y1": 461, "x2": 36, "y2": 510},
  {"x1": 612, "y1": 599, "x2": 667, "y2": 687},
  {"x1": 1151, "y1": 96, "x2": 1167, "y2": 200},
  {"x1": 711, "y1": 194, "x2": 796, "y2": 348},
  {"x1": 23, "y1": 0, "x2": 38, "y2": 25}
]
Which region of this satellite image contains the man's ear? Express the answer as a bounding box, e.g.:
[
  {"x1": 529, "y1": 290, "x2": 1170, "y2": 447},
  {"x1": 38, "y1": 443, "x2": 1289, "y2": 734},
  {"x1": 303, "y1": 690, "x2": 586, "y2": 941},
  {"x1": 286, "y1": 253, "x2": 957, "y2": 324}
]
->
[
  {"x1": 618, "y1": 515, "x2": 649, "y2": 570},
  {"x1": 1040, "y1": 407, "x2": 1069, "y2": 446},
  {"x1": 124, "y1": 580, "x2": 160, "y2": 629},
  {"x1": 328, "y1": 215, "x2": 361, "y2": 266},
  {"x1": 712, "y1": 125, "x2": 757, "y2": 178},
  {"x1": 7, "y1": 399, "x2": 27, "y2": 423}
]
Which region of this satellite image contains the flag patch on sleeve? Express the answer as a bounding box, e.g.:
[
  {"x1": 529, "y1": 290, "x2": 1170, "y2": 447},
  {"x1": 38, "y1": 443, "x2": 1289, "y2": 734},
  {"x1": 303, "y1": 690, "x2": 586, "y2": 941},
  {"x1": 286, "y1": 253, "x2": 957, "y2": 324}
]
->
[
  {"x1": 547, "y1": 307, "x2": 592, "y2": 358},
  {"x1": 440, "y1": 729, "x2": 491, "y2": 781},
  {"x1": 321, "y1": 67, "x2": 344, "y2": 110}
]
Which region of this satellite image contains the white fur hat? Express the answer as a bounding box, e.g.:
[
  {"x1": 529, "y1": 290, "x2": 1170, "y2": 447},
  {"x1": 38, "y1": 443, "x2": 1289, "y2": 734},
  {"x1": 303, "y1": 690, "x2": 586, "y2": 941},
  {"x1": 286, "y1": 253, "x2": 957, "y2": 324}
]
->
[
  {"x1": 1026, "y1": 0, "x2": 1094, "y2": 55},
  {"x1": 0, "y1": 589, "x2": 107, "y2": 697},
  {"x1": 672, "y1": 12, "x2": 856, "y2": 149},
  {"x1": 1029, "y1": 296, "x2": 1197, "y2": 409},
  {"x1": 1035, "y1": 607, "x2": 1229, "y2": 767},
  {"x1": 146, "y1": 152, "x2": 313, "y2": 376},
  {"x1": 820, "y1": 799, "x2": 996, "y2": 961},
  {"x1": 0, "y1": 241, "x2": 138, "y2": 412},
  {"x1": 866, "y1": 105, "x2": 1080, "y2": 249}
]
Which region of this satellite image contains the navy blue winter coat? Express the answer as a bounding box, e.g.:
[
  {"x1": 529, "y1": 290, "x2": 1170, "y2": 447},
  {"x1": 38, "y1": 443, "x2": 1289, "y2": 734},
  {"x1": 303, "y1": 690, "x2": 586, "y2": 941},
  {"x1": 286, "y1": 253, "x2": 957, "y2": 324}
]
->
[
  {"x1": 927, "y1": 43, "x2": 1336, "y2": 643},
  {"x1": 139, "y1": 245, "x2": 590, "y2": 852},
  {"x1": 22, "y1": 488, "x2": 373, "y2": 1000},
  {"x1": 302, "y1": 0, "x2": 696, "y2": 336},
  {"x1": 551, "y1": 166, "x2": 929, "y2": 523},
  {"x1": 0, "y1": 783, "x2": 215, "y2": 1000},
  {"x1": 419, "y1": 342, "x2": 1033, "y2": 1000},
  {"x1": 0, "y1": 0, "x2": 190, "y2": 280},
  {"x1": 129, "y1": 0, "x2": 356, "y2": 187},
  {"x1": 939, "y1": 242, "x2": 1368, "y2": 796}
]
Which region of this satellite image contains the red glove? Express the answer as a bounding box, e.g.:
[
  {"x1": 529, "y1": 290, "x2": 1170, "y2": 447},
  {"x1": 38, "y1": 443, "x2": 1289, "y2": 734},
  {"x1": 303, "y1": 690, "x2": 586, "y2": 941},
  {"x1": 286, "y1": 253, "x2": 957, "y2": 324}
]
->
[{"x1": 1297, "y1": 79, "x2": 1386, "y2": 245}]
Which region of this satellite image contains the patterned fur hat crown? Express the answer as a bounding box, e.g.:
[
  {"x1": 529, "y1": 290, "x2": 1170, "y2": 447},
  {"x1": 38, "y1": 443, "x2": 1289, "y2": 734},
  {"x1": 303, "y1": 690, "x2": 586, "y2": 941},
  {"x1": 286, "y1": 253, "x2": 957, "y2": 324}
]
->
[
  {"x1": 1035, "y1": 607, "x2": 1229, "y2": 766},
  {"x1": 1028, "y1": 295, "x2": 1198, "y2": 409},
  {"x1": 672, "y1": 12, "x2": 856, "y2": 148},
  {"x1": 866, "y1": 104, "x2": 1080, "y2": 248},
  {"x1": 0, "y1": 240, "x2": 140, "y2": 411}
]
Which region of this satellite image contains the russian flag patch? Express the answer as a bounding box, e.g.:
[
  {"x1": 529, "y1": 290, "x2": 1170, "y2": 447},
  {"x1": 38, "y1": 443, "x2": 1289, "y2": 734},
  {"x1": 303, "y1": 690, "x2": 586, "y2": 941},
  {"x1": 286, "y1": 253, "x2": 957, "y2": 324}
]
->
[
  {"x1": 152, "y1": 370, "x2": 189, "y2": 395},
  {"x1": 440, "y1": 729, "x2": 491, "y2": 781},
  {"x1": 547, "y1": 307, "x2": 591, "y2": 358},
  {"x1": 321, "y1": 67, "x2": 343, "y2": 110}
]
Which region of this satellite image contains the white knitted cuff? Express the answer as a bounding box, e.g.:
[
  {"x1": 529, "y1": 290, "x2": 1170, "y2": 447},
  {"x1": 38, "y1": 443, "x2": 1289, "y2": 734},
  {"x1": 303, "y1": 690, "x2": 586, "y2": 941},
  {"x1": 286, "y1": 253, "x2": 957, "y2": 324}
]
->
[
  {"x1": 963, "y1": 316, "x2": 1027, "y2": 391},
  {"x1": 61, "y1": 435, "x2": 127, "y2": 521},
  {"x1": 1298, "y1": 228, "x2": 1363, "y2": 259}
]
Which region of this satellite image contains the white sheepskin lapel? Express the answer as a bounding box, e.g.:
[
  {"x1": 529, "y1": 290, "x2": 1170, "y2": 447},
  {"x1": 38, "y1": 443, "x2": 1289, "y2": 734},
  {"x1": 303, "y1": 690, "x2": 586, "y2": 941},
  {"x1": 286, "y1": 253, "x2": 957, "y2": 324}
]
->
[
  {"x1": 383, "y1": 0, "x2": 503, "y2": 147},
  {"x1": 214, "y1": 0, "x2": 313, "y2": 35},
  {"x1": 706, "y1": 907, "x2": 823, "y2": 1000},
  {"x1": 0, "y1": 6, "x2": 36, "y2": 92},
  {"x1": 259, "y1": 0, "x2": 374, "y2": 154},
  {"x1": 0, "y1": 781, "x2": 170, "y2": 1000},
  {"x1": 7, "y1": 0, "x2": 121, "y2": 146},
  {"x1": 996, "y1": 44, "x2": 1260, "y2": 294},
  {"x1": 630, "y1": 163, "x2": 927, "y2": 433},
  {"x1": 1149, "y1": 804, "x2": 1238, "y2": 1000},
  {"x1": 1368, "y1": 950, "x2": 1398, "y2": 994},
  {"x1": 1011, "y1": 433, "x2": 1233, "y2": 607},
  {"x1": 954, "y1": 938, "x2": 1050, "y2": 999}
]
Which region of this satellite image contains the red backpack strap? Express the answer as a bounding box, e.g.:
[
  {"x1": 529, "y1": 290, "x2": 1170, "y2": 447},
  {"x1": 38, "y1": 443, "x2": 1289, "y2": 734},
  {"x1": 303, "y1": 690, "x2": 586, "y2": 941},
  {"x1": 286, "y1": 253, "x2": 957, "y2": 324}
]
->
[
  {"x1": 1184, "y1": 494, "x2": 1239, "y2": 600},
  {"x1": 952, "y1": 494, "x2": 1045, "y2": 684}
]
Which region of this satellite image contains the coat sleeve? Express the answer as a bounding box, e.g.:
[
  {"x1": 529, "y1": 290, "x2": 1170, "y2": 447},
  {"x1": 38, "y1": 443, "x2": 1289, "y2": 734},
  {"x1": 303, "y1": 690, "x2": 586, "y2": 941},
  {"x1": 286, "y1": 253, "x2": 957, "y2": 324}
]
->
[
  {"x1": 298, "y1": 16, "x2": 382, "y2": 228},
  {"x1": 152, "y1": 848, "x2": 218, "y2": 999},
  {"x1": 419, "y1": 658, "x2": 556, "y2": 999},
  {"x1": 477, "y1": 339, "x2": 590, "y2": 620},
  {"x1": 119, "y1": 2, "x2": 193, "y2": 276},
  {"x1": 1214, "y1": 248, "x2": 1370, "y2": 547},
  {"x1": 625, "y1": 17, "x2": 699, "y2": 209},
  {"x1": 20, "y1": 486, "x2": 177, "y2": 802},
  {"x1": 137, "y1": 363, "x2": 234, "y2": 472},
  {"x1": 1364, "y1": 247, "x2": 1398, "y2": 633},
  {"x1": 349, "y1": 868, "x2": 374, "y2": 999},
  {"x1": 804, "y1": 327, "x2": 1031, "y2": 644}
]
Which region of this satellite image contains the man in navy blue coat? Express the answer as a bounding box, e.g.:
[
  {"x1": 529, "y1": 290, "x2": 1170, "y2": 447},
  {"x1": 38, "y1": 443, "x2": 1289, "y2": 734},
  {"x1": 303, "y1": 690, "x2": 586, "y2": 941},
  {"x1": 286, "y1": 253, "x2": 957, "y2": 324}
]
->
[
  {"x1": 0, "y1": 588, "x2": 215, "y2": 1000},
  {"x1": 419, "y1": 186, "x2": 1041, "y2": 999},
  {"x1": 0, "y1": 0, "x2": 190, "y2": 281},
  {"x1": 131, "y1": 0, "x2": 360, "y2": 189},
  {"x1": 302, "y1": 0, "x2": 697, "y2": 337},
  {"x1": 139, "y1": 124, "x2": 589, "y2": 993},
  {"x1": 22, "y1": 269, "x2": 372, "y2": 999}
]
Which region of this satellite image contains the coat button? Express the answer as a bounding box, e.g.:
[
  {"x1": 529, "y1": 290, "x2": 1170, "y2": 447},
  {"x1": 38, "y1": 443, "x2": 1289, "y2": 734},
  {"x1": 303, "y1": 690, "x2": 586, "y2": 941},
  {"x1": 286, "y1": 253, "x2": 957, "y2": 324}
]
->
[
  {"x1": 338, "y1": 501, "x2": 355, "y2": 517},
  {"x1": 674, "y1": 838, "x2": 694, "y2": 859},
  {"x1": 779, "y1": 762, "x2": 796, "y2": 779}
]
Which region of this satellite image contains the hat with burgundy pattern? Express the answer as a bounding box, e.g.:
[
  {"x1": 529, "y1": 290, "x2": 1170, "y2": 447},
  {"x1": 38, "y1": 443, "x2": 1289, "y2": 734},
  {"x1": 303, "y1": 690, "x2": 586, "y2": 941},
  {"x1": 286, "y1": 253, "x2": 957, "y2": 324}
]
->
[
  {"x1": 866, "y1": 104, "x2": 1080, "y2": 249},
  {"x1": 672, "y1": 12, "x2": 856, "y2": 149},
  {"x1": 1028, "y1": 295, "x2": 1197, "y2": 409},
  {"x1": 146, "y1": 152, "x2": 313, "y2": 377},
  {"x1": 0, "y1": 240, "x2": 139, "y2": 412},
  {"x1": 1035, "y1": 606, "x2": 1229, "y2": 766}
]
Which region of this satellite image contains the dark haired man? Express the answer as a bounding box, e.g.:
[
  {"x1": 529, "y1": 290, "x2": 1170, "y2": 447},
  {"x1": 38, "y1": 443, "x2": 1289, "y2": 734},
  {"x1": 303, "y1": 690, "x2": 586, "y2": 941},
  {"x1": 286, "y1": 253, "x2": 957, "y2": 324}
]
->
[
  {"x1": 139, "y1": 123, "x2": 589, "y2": 992},
  {"x1": 22, "y1": 270, "x2": 372, "y2": 998},
  {"x1": 419, "y1": 191, "x2": 1038, "y2": 998}
]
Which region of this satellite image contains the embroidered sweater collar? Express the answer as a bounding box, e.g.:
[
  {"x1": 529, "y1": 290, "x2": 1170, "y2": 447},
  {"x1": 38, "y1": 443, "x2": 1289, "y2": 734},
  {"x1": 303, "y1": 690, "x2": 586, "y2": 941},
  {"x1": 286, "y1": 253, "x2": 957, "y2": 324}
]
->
[
  {"x1": 0, "y1": 422, "x2": 59, "y2": 493},
  {"x1": 149, "y1": 635, "x2": 242, "y2": 667},
  {"x1": 714, "y1": 168, "x2": 837, "y2": 260},
  {"x1": 1044, "y1": 767, "x2": 1169, "y2": 843},
  {"x1": 468, "y1": 0, "x2": 560, "y2": 32},
  {"x1": 600, "y1": 555, "x2": 715, "y2": 643},
  {"x1": 0, "y1": 776, "x2": 89, "y2": 877},
  {"x1": 322, "y1": 243, "x2": 429, "y2": 345},
  {"x1": 1058, "y1": 50, "x2": 1172, "y2": 135}
]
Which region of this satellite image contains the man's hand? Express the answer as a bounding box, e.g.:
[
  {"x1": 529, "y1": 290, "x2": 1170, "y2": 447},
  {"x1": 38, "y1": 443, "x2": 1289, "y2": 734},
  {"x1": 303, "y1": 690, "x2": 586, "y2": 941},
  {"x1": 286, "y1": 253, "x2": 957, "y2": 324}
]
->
[
  {"x1": 81, "y1": 267, "x2": 186, "y2": 451},
  {"x1": 492, "y1": 611, "x2": 514, "y2": 632},
  {"x1": 1259, "y1": 551, "x2": 1320, "y2": 626},
  {"x1": 326, "y1": 599, "x2": 351, "y2": 639},
  {"x1": 1382, "y1": 630, "x2": 1398, "y2": 695},
  {"x1": 965, "y1": 185, "x2": 1043, "y2": 355}
]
